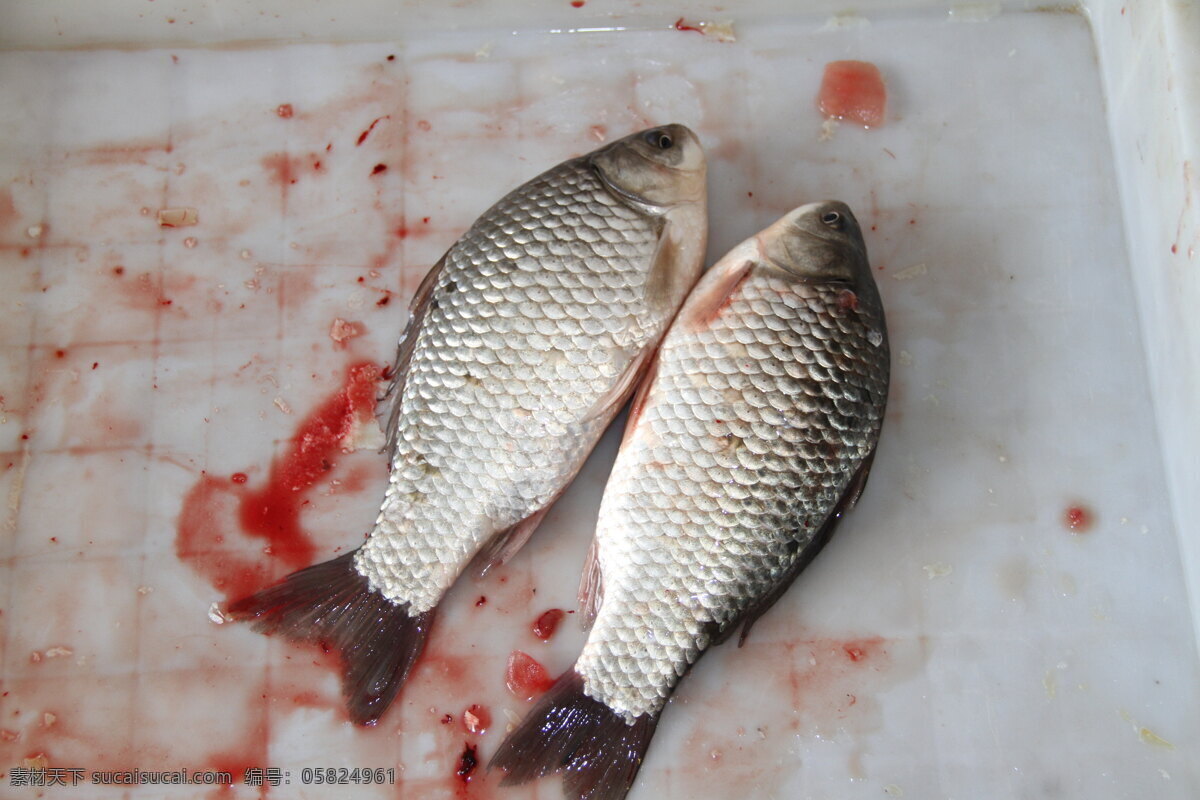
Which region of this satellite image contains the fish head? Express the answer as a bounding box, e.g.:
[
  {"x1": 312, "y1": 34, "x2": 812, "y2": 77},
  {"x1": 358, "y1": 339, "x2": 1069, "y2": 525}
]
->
[
  {"x1": 761, "y1": 201, "x2": 870, "y2": 285},
  {"x1": 589, "y1": 124, "x2": 707, "y2": 210}
]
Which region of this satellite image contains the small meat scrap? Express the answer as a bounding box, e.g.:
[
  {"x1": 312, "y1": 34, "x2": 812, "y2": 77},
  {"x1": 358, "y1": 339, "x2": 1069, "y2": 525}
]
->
[
  {"x1": 157, "y1": 207, "x2": 199, "y2": 227},
  {"x1": 329, "y1": 318, "x2": 363, "y2": 346},
  {"x1": 818, "y1": 60, "x2": 888, "y2": 128}
]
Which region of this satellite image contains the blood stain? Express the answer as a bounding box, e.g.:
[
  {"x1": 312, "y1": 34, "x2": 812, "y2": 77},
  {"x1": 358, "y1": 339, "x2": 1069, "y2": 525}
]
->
[
  {"x1": 505, "y1": 651, "x2": 555, "y2": 701},
  {"x1": 276, "y1": 103, "x2": 294, "y2": 119},
  {"x1": 675, "y1": 17, "x2": 703, "y2": 32},
  {"x1": 817, "y1": 60, "x2": 888, "y2": 128},
  {"x1": 532, "y1": 608, "x2": 565, "y2": 641},
  {"x1": 456, "y1": 743, "x2": 478, "y2": 783},
  {"x1": 843, "y1": 644, "x2": 867, "y2": 662},
  {"x1": 475, "y1": 596, "x2": 487, "y2": 607},
  {"x1": 262, "y1": 153, "x2": 300, "y2": 187},
  {"x1": 571, "y1": 0, "x2": 585, "y2": 6},
  {"x1": 371, "y1": 163, "x2": 388, "y2": 175},
  {"x1": 230, "y1": 473, "x2": 248, "y2": 485},
  {"x1": 175, "y1": 362, "x2": 382, "y2": 600},
  {"x1": 356, "y1": 116, "x2": 387, "y2": 146},
  {"x1": 1063, "y1": 505, "x2": 1093, "y2": 533}
]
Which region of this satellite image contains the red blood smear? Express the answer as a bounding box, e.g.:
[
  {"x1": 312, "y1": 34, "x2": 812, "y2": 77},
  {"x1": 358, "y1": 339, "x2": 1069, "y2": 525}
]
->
[
  {"x1": 262, "y1": 152, "x2": 299, "y2": 187},
  {"x1": 571, "y1": 0, "x2": 585, "y2": 6},
  {"x1": 372, "y1": 163, "x2": 388, "y2": 175},
  {"x1": 230, "y1": 472, "x2": 248, "y2": 484},
  {"x1": 356, "y1": 116, "x2": 386, "y2": 146},
  {"x1": 675, "y1": 17, "x2": 703, "y2": 32},
  {"x1": 276, "y1": 103, "x2": 294, "y2": 119},
  {"x1": 843, "y1": 644, "x2": 866, "y2": 662},
  {"x1": 532, "y1": 608, "x2": 565, "y2": 641},
  {"x1": 818, "y1": 60, "x2": 888, "y2": 128},
  {"x1": 176, "y1": 362, "x2": 382, "y2": 599},
  {"x1": 505, "y1": 651, "x2": 555, "y2": 701},
  {"x1": 0, "y1": 186, "x2": 17, "y2": 230},
  {"x1": 1063, "y1": 505, "x2": 1093, "y2": 533},
  {"x1": 462, "y1": 704, "x2": 490, "y2": 735},
  {"x1": 456, "y1": 743, "x2": 478, "y2": 783},
  {"x1": 237, "y1": 362, "x2": 382, "y2": 570},
  {"x1": 475, "y1": 595, "x2": 487, "y2": 607}
]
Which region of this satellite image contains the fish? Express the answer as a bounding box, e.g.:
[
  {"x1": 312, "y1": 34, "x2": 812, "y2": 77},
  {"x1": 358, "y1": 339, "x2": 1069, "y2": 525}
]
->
[
  {"x1": 489, "y1": 200, "x2": 890, "y2": 800},
  {"x1": 226, "y1": 124, "x2": 708, "y2": 725}
]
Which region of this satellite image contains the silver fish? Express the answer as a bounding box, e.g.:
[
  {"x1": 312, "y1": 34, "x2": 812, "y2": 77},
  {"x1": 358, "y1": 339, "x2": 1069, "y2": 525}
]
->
[
  {"x1": 491, "y1": 201, "x2": 889, "y2": 800},
  {"x1": 228, "y1": 125, "x2": 708, "y2": 725}
]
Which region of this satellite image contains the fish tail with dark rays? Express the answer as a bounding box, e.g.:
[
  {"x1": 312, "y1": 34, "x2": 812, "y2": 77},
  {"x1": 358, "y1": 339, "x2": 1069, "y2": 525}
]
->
[
  {"x1": 489, "y1": 671, "x2": 658, "y2": 800},
  {"x1": 225, "y1": 551, "x2": 433, "y2": 726}
]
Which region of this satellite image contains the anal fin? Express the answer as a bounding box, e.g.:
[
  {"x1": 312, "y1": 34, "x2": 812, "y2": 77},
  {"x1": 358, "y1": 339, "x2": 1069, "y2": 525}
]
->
[
  {"x1": 468, "y1": 503, "x2": 556, "y2": 580},
  {"x1": 577, "y1": 538, "x2": 604, "y2": 628}
]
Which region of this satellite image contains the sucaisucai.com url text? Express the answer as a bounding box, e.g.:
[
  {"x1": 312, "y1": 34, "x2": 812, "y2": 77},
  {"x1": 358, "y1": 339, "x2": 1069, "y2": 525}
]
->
[{"x1": 92, "y1": 769, "x2": 231, "y2": 785}]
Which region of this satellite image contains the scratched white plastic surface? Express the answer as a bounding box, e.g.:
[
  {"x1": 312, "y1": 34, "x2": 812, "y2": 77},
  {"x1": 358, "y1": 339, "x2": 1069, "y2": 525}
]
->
[{"x1": 1, "y1": 2, "x2": 1198, "y2": 799}]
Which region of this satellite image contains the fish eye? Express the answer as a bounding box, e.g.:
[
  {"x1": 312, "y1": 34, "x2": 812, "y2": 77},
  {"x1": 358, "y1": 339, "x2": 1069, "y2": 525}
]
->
[
  {"x1": 821, "y1": 210, "x2": 844, "y2": 229},
  {"x1": 644, "y1": 130, "x2": 674, "y2": 150}
]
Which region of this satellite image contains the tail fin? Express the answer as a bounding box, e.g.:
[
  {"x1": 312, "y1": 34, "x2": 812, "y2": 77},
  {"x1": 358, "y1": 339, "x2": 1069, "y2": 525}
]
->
[
  {"x1": 225, "y1": 550, "x2": 433, "y2": 726},
  {"x1": 489, "y1": 670, "x2": 659, "y2": 800}
]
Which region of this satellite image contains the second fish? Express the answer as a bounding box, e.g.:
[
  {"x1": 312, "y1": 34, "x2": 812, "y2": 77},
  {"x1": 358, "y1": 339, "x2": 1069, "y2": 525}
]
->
[{"x1": 227, "y1": 124, "x2": 708, "y2": 725}]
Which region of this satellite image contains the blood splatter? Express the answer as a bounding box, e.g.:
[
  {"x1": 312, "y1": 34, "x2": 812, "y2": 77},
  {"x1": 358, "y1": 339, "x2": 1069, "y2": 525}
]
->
[
  {"x1": 262, "y1": 153, "x2": 300, "y2": 187},
  {"x1": 532, "y1": 609, "x2": 565, "y2": 641},
  {"x1": 371, "y1": 163, "x2": 388, "y2": 176},
  {"x1": 1063, "y1": 505, "x2": 1093, "y2": 533},
  {"x1": 571, "y1": 0, "x2": 586, "y2": 6},
  {"x1": 818, "y1": 60, "x2": 888, "y2": 128},
  {"x1": 838, "y1": 290, "x2": 859, "y2": 311},
  {"x1": 236, "y1": 362, "x2": 381, "y2": 568},
  {"x1": 455, "y1": 743, "x2": 478, "y2": 783},
  {"x1": 356, "y1": 116, "x2": 387, "y2": 146},
  {"x1": 462, "y1": 704, "x2": 490, "y2": 735},
  {"x1": 276, "y1": 104, "x2": 294, "y2": 119},
  {"x1": 175, "y1": 362, "x2": 383, "y2": 600},
  {"x1": 843, "y1": 644, "x2": 867, "y2": 662},
  {"x1": 675, "y1": 18, "x2": 703, "y2": 33},
  {"x1": 505, "y1": 651, "x2": 554, "y2": 701},
  {"x1": 475, "y1": 596, "x2": 487, "y2": 607}
]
